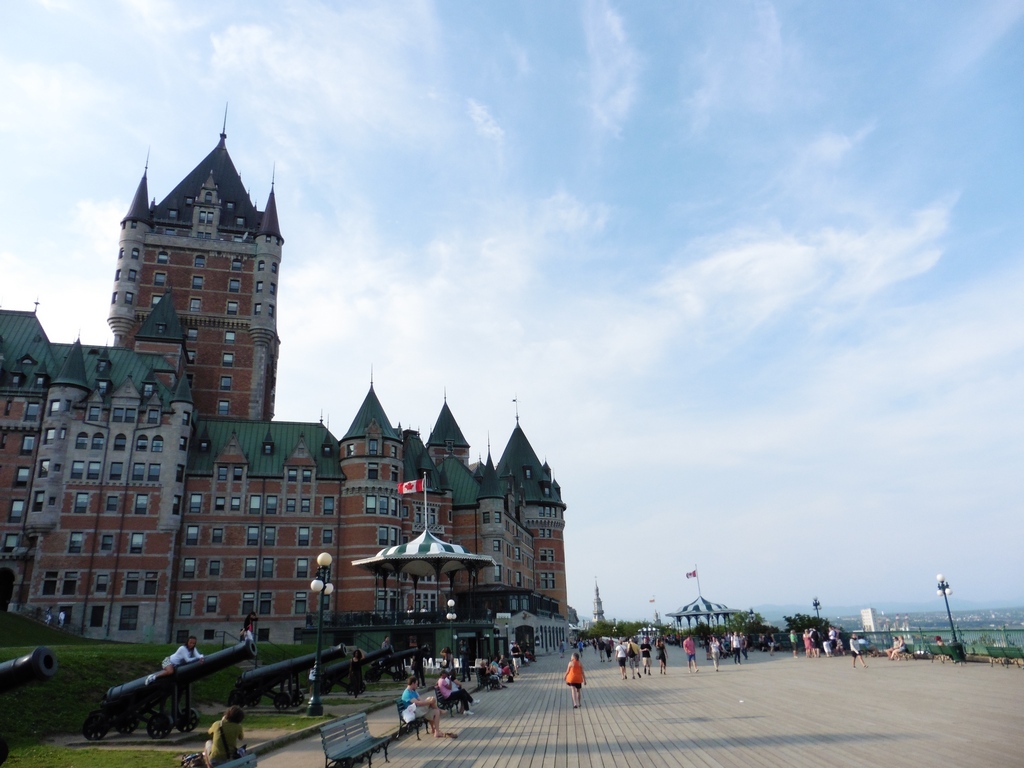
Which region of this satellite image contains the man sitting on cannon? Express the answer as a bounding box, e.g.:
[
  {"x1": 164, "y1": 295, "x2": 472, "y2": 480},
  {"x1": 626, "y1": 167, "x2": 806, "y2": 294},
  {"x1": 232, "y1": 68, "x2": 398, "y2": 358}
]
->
[{"x1": 146, "y1": 636, "x2": 204, "y2": 685}]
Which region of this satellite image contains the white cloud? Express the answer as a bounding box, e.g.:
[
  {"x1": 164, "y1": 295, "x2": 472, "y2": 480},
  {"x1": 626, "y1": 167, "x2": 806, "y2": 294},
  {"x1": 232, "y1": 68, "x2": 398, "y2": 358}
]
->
[
  {"x1": 582, "y1": 0, "x2": 640, "y2": 136},
  {"x1": 466, "y1": 99, "x2": 505, "y2": 143}
]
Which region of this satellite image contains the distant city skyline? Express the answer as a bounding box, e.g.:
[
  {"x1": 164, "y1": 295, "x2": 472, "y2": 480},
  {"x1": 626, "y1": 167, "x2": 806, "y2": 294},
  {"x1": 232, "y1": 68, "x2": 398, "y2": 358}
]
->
[{"x1": 2, "y1": 1, "x2": 1022, "y2": 618}]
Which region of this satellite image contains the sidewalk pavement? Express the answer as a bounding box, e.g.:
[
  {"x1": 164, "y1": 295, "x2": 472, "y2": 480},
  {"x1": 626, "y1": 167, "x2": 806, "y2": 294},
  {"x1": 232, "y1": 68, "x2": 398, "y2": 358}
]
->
[{"x1": 255, "y1": 647, "x2": 1024, "y2": 767}]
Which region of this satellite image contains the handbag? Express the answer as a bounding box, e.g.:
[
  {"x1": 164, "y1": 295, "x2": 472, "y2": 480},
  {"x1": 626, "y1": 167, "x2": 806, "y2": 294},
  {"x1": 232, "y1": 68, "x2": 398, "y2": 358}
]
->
[{"x1": 219, "y1": 723, "x2": 245, "y2": 760}]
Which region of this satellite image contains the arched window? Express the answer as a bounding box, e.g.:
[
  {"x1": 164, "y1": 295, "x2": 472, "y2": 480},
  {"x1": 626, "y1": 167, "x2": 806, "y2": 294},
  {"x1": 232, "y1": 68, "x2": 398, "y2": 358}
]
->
[
  {"x1": 75, "y1": 432, "x2": 88, "y2": 449},
  {"x1": 136, "y1": 435, "x2": 148, "y2": 452},
  {"x1": 91, "y1": 433, "x2": 104, "y2": 450},
  {"x1": 113, "y1": 434, "x2": 127, "y2": 451},
  {"x1": 151, "y1": 436, "x2": 164, "y2": 453}
]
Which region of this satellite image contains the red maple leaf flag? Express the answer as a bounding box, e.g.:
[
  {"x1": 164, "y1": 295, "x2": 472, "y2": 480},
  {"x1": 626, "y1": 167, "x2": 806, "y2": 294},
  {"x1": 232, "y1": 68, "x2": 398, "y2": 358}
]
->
[
  {"x1": 685, "y1": 570, "x2": 697, "y2": 579},
  {"x1": 398, "y1": 479, "x2": 425, "y2": 494}
]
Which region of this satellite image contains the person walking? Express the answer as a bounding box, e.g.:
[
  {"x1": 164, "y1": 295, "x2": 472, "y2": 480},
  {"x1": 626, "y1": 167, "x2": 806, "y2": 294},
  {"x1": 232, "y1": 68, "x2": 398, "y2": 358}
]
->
[
  {"x1": 683, "y1": 635, "x2": 699, "y2": 673},
  {"x1": 564, "y1": 651, "x2": 586, "y2": 709},
  {"x1": 849, "y1": 634, "x2": 868, "y2": 669},
  {"x1": 790, "y1": 629, "x2": 800, "y2": 657},
  {"x1": 709, "y1": 635, "x2": 722, "y2": 671},
  {"x1": 732, "y1": 632, "x2": 742, "y2": 664},
  {"x1": 57, "y1": 610, "x2": 66, "y2": 628},
  {"x1": 560, "y1": 639, "x2": 566, "y2": 658},
  {"x1": 628, "y1": 638, "x2": 642, "y2": 679},
  {"x1": 44, "y1": 607, "x2": 53, "y2": 626},
  {"x1": 614, "y1": 638, "x2": 629, "y2": 680},
  {"x1": 656, "y1": 637, "x2": 668, "y2": 674},
  {"x1": 640, "y1": 637, "x2": 653, "y2": 676}
]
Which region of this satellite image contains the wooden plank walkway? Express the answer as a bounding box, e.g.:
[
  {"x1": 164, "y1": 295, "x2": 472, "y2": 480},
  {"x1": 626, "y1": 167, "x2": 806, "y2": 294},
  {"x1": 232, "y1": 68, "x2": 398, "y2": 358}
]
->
[{"x1": 258, "y1": 648, "x2": 1024, "y2": 767}]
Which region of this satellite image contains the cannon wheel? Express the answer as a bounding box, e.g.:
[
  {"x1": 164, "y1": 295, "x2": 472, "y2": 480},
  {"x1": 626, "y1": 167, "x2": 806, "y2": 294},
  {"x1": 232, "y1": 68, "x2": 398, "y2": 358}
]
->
[
  {"x1": 228, "y1": 689, "x2": 244, "y2": 706},
  {"x1": 115, "y1": 716, "x2": 139, "y2": 735},
  {"x1": 146, "y1": 713, "x2": 174, "y2": 739},
  {"x1": 390, "y1": 669, "x2": 406, "y2": 681},
  {"x1": 365, "y1": 668, "x2": 382, "y2": 683},
  {"x1": 82, "y1": 712, "x2": 110, "y2": 741},
  {"x1": 273, "y1": 692, "x2": 293, "y2": 710},
  {"x1": 177, "y1": 708, "x2": 200, "y2": 732},
  {"x1": 321, "y1": 682, "x2": 333, "y2": 695},
  {"x1": 245, "y1": 693, "x2": 262, "y2": 708}
]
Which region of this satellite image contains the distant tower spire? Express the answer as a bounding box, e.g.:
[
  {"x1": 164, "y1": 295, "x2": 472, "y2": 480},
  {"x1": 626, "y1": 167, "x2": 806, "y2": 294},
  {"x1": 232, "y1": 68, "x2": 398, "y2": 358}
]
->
[
  {"x1": 593, "y1": 579, "x2": 606, "y2": 622},
  {"x1": 222, "y1": 102, "x2": 229, "y2": 139},
  {"x1": 513, "y1": 395, "x2": 519, "y2": 423}
]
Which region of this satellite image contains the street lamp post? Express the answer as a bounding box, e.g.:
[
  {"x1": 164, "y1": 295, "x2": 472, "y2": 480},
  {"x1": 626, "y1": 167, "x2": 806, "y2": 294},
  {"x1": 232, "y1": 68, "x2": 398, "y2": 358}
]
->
[
  {"x1": 306, "y1": 552, "x2": 334, "y2": 717},
  {"x1": 812, "y1": 598, "x2": 821, "y2": 620},
  {"x1": 936, "y1": 574, "x2": 957, "y2": 644},
  {"x1": 446, "y1": 598, "x2": 457, "y2": 654}
]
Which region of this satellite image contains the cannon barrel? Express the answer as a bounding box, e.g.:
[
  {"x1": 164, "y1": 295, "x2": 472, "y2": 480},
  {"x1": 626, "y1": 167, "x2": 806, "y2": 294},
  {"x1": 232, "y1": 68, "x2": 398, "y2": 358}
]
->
[
  {"x1": 105, "y1": 639, "x2": 257, "y2": 702},
  {"x1": 237, "y1": 643, "x2": 347, "y2": 686},
  {"x1": 0, "y1": 647, "x2": 58, "y2": 695},
  {"x1": 322, "y1": 644, "x2": 393, "y2": 686}
]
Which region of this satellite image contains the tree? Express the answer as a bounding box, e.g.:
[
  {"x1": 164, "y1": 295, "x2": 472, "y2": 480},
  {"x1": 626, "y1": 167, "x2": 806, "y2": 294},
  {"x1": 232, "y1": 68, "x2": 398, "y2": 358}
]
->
[{"x1": 783, "y1": 612, "x2": 829, "y2": 635}]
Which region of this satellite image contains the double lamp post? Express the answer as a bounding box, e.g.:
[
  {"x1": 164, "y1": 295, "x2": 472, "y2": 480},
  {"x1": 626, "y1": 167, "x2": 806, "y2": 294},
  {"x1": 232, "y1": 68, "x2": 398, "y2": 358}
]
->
[{"x1": 306, "y1": 552, "x2": 334, "y2": 717}]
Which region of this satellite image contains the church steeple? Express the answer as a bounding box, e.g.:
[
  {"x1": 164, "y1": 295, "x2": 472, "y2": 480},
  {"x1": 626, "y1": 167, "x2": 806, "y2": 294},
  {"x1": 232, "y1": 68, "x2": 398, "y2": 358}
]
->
[{"x1": 593, "y1": 579, "x2": 606, "y2": 622}]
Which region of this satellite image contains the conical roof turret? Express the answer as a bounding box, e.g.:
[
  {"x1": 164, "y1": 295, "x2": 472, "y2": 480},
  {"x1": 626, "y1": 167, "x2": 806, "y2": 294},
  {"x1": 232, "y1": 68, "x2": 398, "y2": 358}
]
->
[
  {"x1": 477, "y1": 453, "x2": 503, "y2": 500},
  {"x1": 122, "y1": 169, "x2": 152, "y2": 225},
  {"x1": 257, "y1": 185, "x2": 283, "y2": 242},
  {"x1": 171, "y1": 372, "x2": 193, "y2": 405},
  {"x1": 343, "y1": 384, "x2": 399, "y2": 440},
  {"x1": 52, "y1": 339, "x2": 89, "y2": 391},
  {"x1": 427, "y1": 400, "x2": 469, "y2": 450}
]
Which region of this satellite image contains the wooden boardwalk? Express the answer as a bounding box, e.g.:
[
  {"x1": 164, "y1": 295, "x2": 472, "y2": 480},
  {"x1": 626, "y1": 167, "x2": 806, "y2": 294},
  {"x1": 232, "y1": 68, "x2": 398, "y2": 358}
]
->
[{"x1": 258, "y1": 648, "x2": 1024, "y2": 767}]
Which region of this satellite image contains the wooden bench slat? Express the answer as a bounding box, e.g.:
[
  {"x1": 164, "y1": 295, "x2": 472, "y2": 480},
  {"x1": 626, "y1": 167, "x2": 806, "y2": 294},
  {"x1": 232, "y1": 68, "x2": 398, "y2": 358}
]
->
[{"x1": 320, "y1": 713, "x2": 390, "y2": 768}]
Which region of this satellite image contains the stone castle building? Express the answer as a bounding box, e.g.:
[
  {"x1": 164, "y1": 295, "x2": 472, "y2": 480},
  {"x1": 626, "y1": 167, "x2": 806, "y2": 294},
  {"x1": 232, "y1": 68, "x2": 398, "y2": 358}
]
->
[{"x1": 0, "y1": 133, "x2": 569, "y2": 648}]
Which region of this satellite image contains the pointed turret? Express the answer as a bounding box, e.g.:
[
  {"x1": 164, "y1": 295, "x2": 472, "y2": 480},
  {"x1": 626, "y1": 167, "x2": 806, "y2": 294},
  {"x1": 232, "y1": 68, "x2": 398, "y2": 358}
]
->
[
  {"x1": 122, "y1": 169, "x2": 152, "y2": 226},
  {"x1": 477, "y1": 453, "x2": 503, "y2": 500},
  {"x1": 257, "y1": 185, "x2": 283, "y2": 242},
  {"x1": 52, "y1": 339, "x2": 89, "y2": 391},
  {"x1": 170, "y1": 372, "x2": 193, "y2": 405},
  {"x1": 134, "y1": 291, "x2": 184, "y2": 343},
  {"x1": 343, "y1": 384, "x2": 399, "y2": 440},
  {"x1": 427, "y1": 400, "x2": 470, "y2": 451}
]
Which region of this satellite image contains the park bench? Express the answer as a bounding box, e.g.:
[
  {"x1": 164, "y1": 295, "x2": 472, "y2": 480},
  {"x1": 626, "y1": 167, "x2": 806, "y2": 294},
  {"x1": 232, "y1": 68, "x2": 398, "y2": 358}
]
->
[
  {"x1": 434, "y1": 685, "x2": 461, "y2": 716},
  {"x1": 925, "y1": 643, "x2": 965, "y2": 664},
  {"x1": 476, "y1": 667, "x2": 502, "y2": 690},
  {"x1": 987, "y1": 646, "x2": 1024, "y2": 668},
  {"x1": 319, "y1": 713, "x2": 390, "y2": 768},
  {"x1": 394, "y1": 698, "x2": 424, "y2": 740}
]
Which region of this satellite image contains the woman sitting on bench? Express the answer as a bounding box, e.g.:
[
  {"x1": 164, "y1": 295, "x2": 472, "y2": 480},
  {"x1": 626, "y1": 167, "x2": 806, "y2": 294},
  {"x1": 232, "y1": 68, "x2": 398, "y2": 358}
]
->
[
  {"x1": 437, "y1": 670, "x2": 474, "y2": 714},
  {"x1": 886, "y1": 636, "x2": 908, "y2": 660}
]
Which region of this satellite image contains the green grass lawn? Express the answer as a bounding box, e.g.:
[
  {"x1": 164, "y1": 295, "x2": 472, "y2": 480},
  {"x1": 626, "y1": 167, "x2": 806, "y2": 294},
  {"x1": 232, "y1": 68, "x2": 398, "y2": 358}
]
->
[{"x1": 0, "y1": 612, "x2": 341, "y2": 768}]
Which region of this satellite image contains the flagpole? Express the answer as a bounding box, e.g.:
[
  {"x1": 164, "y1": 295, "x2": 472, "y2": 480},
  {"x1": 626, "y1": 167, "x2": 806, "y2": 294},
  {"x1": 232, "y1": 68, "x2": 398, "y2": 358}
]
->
[{"x1": 695, "y1": 565, "x2": 702, "y2": 599}]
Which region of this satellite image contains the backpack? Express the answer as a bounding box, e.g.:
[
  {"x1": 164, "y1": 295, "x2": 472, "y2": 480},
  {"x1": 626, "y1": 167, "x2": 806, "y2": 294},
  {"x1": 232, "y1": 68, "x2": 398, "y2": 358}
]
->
[{"x1": 627, "y1": 645, "x2": 636, "y2": 659}]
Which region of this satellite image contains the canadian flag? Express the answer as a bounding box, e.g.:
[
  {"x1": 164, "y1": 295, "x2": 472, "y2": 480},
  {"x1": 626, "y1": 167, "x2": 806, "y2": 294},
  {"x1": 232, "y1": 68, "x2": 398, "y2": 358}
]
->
[
  {"x1": 398, "y1": 479, "x2": 425, "y2": 494},
  {"x1": 685, "y1": 570, "x2": 697, "y2": 579}
]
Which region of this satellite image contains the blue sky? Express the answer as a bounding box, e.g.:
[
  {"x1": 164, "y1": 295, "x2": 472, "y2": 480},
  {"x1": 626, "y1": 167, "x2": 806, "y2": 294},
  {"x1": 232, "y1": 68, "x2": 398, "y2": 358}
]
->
[{"x1": 2, "y1": 0, "x2": 1023, "y2": 621}]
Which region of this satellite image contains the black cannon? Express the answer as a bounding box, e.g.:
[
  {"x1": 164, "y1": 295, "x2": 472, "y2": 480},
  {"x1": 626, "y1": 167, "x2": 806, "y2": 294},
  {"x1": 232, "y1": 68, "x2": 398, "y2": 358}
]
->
[
  {"x1": 319, "y1": 644, "x2": 394, "y2": 695},
  {"x1": 364, "y1": 645, "x2": 426, "y2": 684},
  {"x1": 229, "y1": 643, "x2": 348, "y2": 709},
  {"x1": 0, "y1": 647, "x2": 58, "y2": 766},
  {"x1": 82, "y1": 639, "x2": 256, "y2": 741}
]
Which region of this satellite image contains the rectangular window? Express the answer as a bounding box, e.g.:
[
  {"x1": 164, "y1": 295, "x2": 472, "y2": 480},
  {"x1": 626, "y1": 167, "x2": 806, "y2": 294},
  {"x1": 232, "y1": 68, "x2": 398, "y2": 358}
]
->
[
  {"x1": 215, "y1": 497, "x2": 226, "y2": 511},
  {"x1": 100, "y1": 534, "x2": 113, "y2": 551},
  {"x1": 302, "y1": 468, "x2": 312, "y2": 482},
  {"x1": 74, "y1": 492, "x2": 89, "y2": 514},
  {"x1": 261, "y1": 558, "x2": 273, "y2": 578},
  {"x1": 244, "y1": 558, "x2": 257, "y2": 579},
  {"x1": 231, "y1": 497, "x2": 241, "y2": 511},
  {"x1": 259, "y1": 591, "x2": 272, "y2": 615},
  {"x1": 224, "y1": 330, "x2": 235, "y2": 344},
  {"x1": 217, "y1": 400, "x2": 229, "y2": 416},
  {"x1": 323, "y1": 497, "x2": 335, "y2": 515},
  {"x1": 154, "y1": 272, "x2": 166, "y2": 286},
  {"x1": 68, "y1": 532, "x2": 84, "y2": 554},
  {"x1": 62, "y1": 571, "x2": 78, "y2": 596},
  {"x1": 134, "y1": 494, "x2": 148, "y2": 515},
  {"x1": 242, "y1": 592, "x2": 255, "y2": 615},
  {"x1": 229, "y1": 278, "x2": 241, "y2": 293},
  {"x1": 132, "y1": 462, "x2": 145, "y2": 481},
  {"x1": 297, "y1": 527, "x2": 310, "y2": 546},
  {"x1": 266, "y1": 495, "x2": 278, "y2": 515},
  {"x1": 190, "y1": 298, "x2": 201, "y2": 312},
  {"x1": 365, "y1": 495, "x2": 377, "y2": 514},
  {"x1": 287, "y1": 468, "x2": 298, "y2": 482},
  {"x1": 124, "y1": 571, "x2": 139, "y2": 595},
  {"x1": 189, "y1": 494, "x2": 202, "y2": 514},
  {"x1": 492, "y1": 539, "x2": 501, "y2": 552},
  {"x1": 179, "y1": 593, "x2": 193, "y2": 617},
  {"x1": 192, "y1": 275, "x2": 204, "y2": 289},
  {"x1": 211, "y1": 528, "x2": 223, "y2": 544},
  {"x1": 301, "y1": 498, "x2": 311, "y2": 514},
  {"x1": 206, "y1": 595, "x2": 218, "y2": 613},
  {"x1": 220, "y1": 376, "x2": 232, "y2": 390},
  {"x1": 144, "y1": 572, "x2": 158, "y2": 595},
  {"x1": 226, "y1": 301, "x2": 239, "y2": 315},
  {"x1": 285, "y1": 498, "x2": 296, "y2": 513},
  {"x1": 296, "y1": 558, "x2": 309, "y2": 578},
  {"x1": 249, "y1": 495, "x2": 262, "y2": 514},
  {"x1": 70, "y1": 461, "x2": 84, "y2": 479},
  {"x1": 209, "y1": 559, "x2": 221, "y2": 576},
  {"x1": 182, "y1": 558, "x2": 196, "y2": 578},
  {"x1": 322, "y1": 528, "x2": 333, "y2": 545},
  {"x1": 87, "y1": 461, "x2": 101, "y2": 480},
  {"x1": 222, "y1": 352, "x2": 234, "y2": 367},
  {"x1": 109, "y1": 462, "x2": 123, "y2": 480},
  {"x1": 9, "y1": 500, "x2": 25, "y2": 522},
  {"x1": 42, "y1": 571, "x2": 58, "y2": 595},
  {"x1": 119, "y1": 606, "x2": 139, "y2": 631},
  {"x1": 185, "y1": 525, "x2": 199, "y2": 545},
  {"x1": 129, "y1": 533, "x2": 144, "y2": 553},
  {"x1": 263, "y1": 526, "x2": 276, "y2": 546},
  {"x1": 294, "y1": 592, "x2": 307, "y2": 615},
  {"x1": 246, "y1": 526, "x2": 259, "y2": 546}
]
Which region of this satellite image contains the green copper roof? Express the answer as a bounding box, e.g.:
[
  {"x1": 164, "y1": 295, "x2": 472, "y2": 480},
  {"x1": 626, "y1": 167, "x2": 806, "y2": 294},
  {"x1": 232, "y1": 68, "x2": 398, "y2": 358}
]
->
[
  {"x1": 402, "y1": 430, "x2": 439, "y2": 488},
  {"x1": 477, "y1": 454, "x2": 503, "y2": 500},
  {"x1": 427, "y1": 400, "x2": 469, "y2": 449},
  {"x1": 496, "y1": 422, "x2": 563, "y2": 505},
  {"x1": 441, "y1": 457, "x2": 481, "y2": 506},
  {"x1": 135, "y1": 291, "x2": 185, "y2": 344},
  {"x1": 52, "y1": 339, "x2": 89, "y2": 390},
  {"x1": 188, "y1": 418, "x2": 343, "y2": 478},
  {"x1": 171, "y1": 372, "x2": 193, "y2": 405},
  {"x1": 343, "y1": 384, "x2": 399, "y2": 441}
]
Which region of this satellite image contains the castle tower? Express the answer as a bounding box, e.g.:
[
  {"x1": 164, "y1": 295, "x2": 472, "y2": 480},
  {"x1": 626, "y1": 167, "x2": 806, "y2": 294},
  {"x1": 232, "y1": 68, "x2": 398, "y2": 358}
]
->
[
  {"x1": 593, "y1": 579, "x2": 605, "y2": 622},
  {"x1": 108, "y1": 132, "x2": 282, "y2": 421}
]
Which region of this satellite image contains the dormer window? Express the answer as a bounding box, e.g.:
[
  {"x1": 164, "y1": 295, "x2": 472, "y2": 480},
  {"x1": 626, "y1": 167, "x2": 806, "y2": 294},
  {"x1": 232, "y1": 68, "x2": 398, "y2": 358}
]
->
[
  {"x1": 263, "y1": 440, "x2": 274, "y2": 455},
  {"x1": 445, "y1": 440, "x2": 454, "y2": 454},
  {"x1": 524, "y1": 467, "x2": 532, "y2": 479},
  {"x1": 204, "y1": 191, "x2": 213, "y2": 203},
  {"x1": 185, "y1": 196, "x2": 194, "y2": 205},
  {"x1": 322, "y1": 444, "x2": 333, "y2": 457},
  {"x1": 155, "y1": 323, "x2": 166, "y2": 334},
  {"x1": 169, "y1": 209, "x2": 178, "y2": 219},
  {"x1": 226, "y1": 202, "x2": 235, "y2": 210},
  {"x1": 143, "y1": 383, "x2": 155, "y2": 397},
  {"x1": 236, "y1": 216, "x2": 245, "y2": 226},
  {"x1": 199, "y1": 439, "x2": 210, "y2": 452}
]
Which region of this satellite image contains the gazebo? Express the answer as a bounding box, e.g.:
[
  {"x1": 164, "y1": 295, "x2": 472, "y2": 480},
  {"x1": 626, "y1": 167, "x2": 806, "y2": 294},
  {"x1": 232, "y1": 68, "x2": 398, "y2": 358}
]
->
[
  {"x1": 666, "y1": 596, "x2": 741, "y2": 629},
  {"x1": 351, "y1": 529, "x2": 495, "y2": 621}
]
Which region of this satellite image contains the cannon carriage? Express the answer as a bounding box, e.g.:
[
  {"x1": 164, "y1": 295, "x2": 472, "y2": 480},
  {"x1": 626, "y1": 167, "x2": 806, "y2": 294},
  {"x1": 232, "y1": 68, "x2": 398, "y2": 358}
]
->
[
  {"x1": 228, "y1": 643, "x2": 349, "y2": 710},
  {"x1": 363, "y1": 645, "x2": 427, "y2": 684},
  {"x1": 0, "y1": 647, "x2": 58, "y2": 766},
  {"x1": 82, "y1": 639, "x2": 256, "y2": 741}
]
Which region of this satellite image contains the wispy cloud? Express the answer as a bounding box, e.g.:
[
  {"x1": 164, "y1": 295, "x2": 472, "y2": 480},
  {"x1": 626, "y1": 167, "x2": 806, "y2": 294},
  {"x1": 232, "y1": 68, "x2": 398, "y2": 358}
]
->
[
  {"x1": 582, "y1": 0, "x2": 640, "y2": 136},
  {"x1": 466, "y1": 99, "x2": 505, "y2": 143}
]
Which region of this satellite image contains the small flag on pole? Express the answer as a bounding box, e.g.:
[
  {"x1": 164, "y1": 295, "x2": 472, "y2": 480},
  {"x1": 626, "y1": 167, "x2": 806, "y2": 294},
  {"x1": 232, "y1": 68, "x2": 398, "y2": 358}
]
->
[
  {"x1": 649, "y1": 597, "x2": 656, "y2": 603},
  {"x1": 398, "y1": 479, "x2": 425, "y2": 494},
  {"x1": 686, "y1": 570, "x2": 697, "y2": 579}
]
